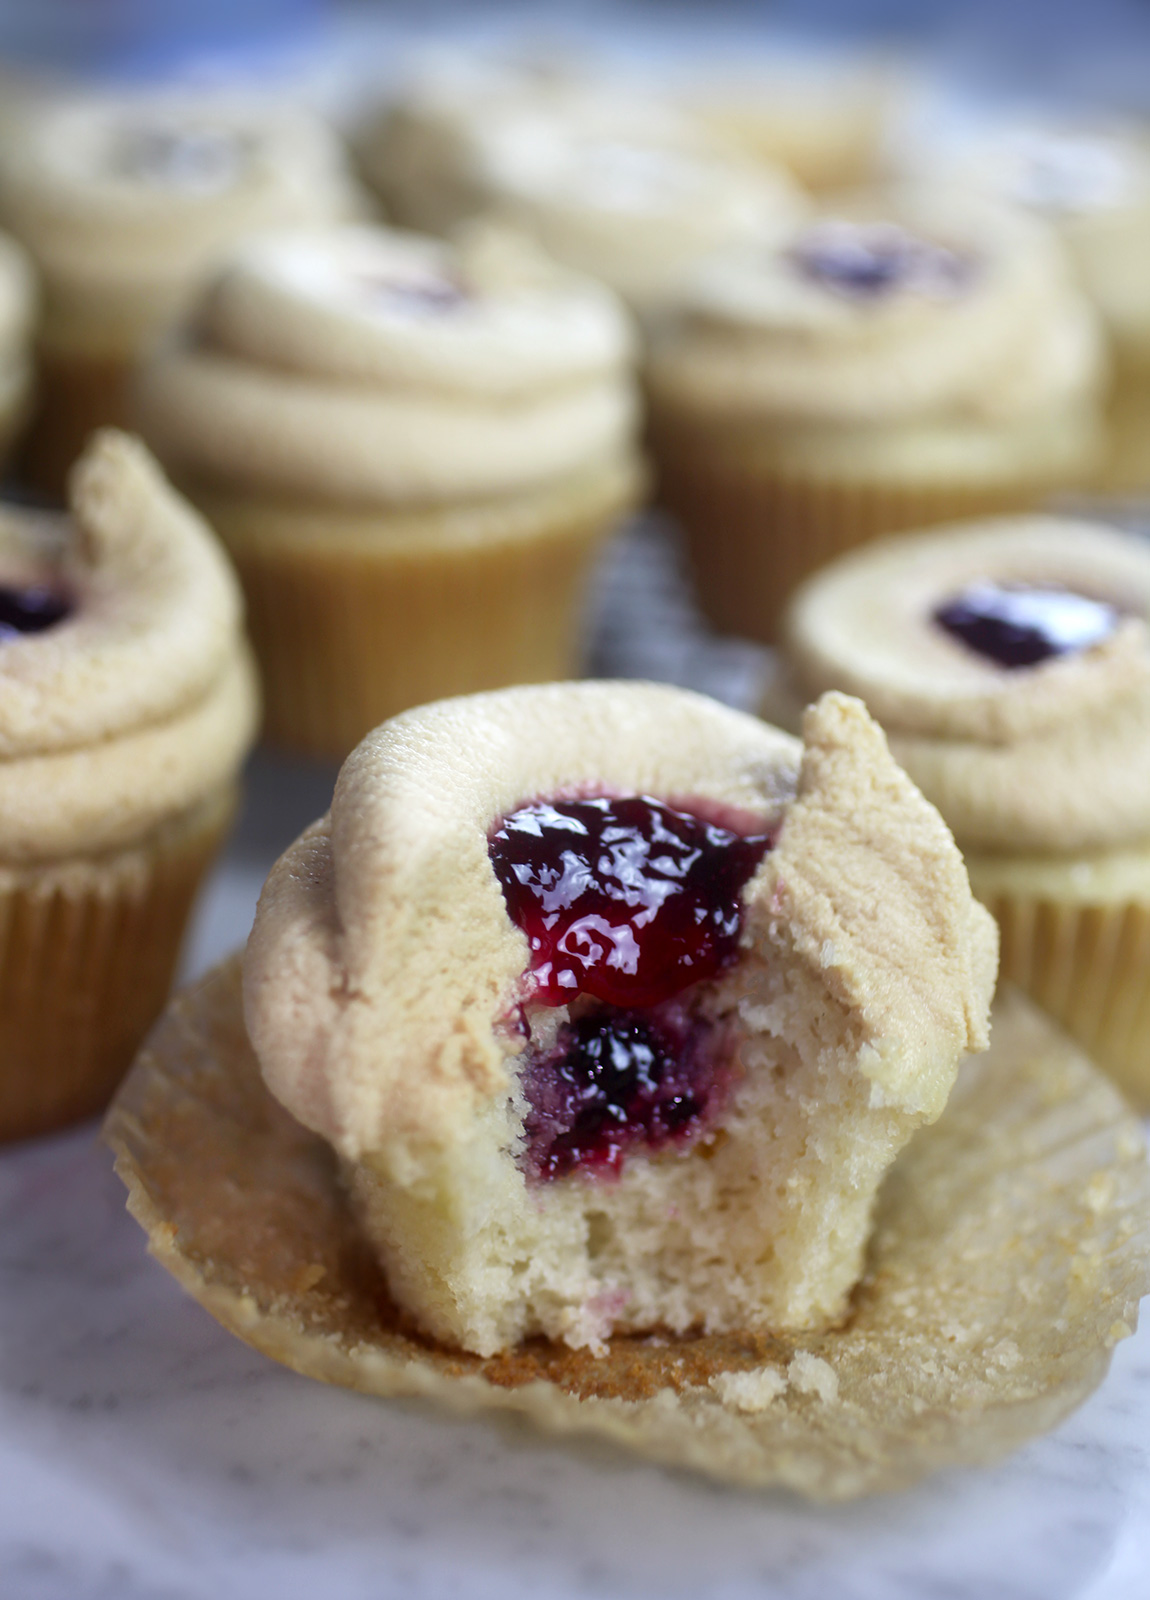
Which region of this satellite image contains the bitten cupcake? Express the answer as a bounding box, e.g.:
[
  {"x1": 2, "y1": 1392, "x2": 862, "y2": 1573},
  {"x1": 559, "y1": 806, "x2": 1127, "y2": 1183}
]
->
[
  {"x1": 0, "y1": 93, "x2": 364, "y2": 494},
  {"x1": 361, "y1": 64, "x2": 807, "y2": 320},
  {"x1": 765, "y1": 515, "x2": 1150, "y2": 1107},
  {"x1": 135, "y1": 223, "x2": 644, "y2": 760},
  {"x1": 244, "y1": 682, "x2": 996, "y2": 1355},
  {"x1": 645, "y1": 188, "x2": 1107, "y2": 641},
  {"x1": 0, "y1": 430, "x2": 257, "y2": 1141}
]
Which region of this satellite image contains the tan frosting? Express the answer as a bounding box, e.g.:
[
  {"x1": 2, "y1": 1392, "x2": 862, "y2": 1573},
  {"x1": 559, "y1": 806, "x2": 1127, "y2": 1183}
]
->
[
  {"x1": 0, "y1": 93, "x2": 365, "y2": 359},
  {"x1": 136, "y1": 224, "x2": 640, "y2": 505},
  {"x1": 0, "y1": 431, "x2": 257, "y2": 863},
  {"x1": 779, "y1": 516, "x2": 1150, "y2": 855},
  {"x1": 244, "y1": 683, "x2": 994, "y2": 1163},
  {"x1": 645, "y1": 187, "x2": 1106, "y2": 446}
]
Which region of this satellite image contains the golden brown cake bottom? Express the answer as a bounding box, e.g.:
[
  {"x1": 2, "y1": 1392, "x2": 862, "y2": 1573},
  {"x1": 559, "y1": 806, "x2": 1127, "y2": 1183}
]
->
[
  {"x1": 0, "y1": 782, "x2": 236, "y2": 1142},
  {"x1": 653, "y1": 434, "x2": 1073, "y2": 643},
  {"x1": 194, "y1": 456, "x2": 642, "y2": 762},
  {"x1": 104, "y1": 957, "x2": 1150, "y2": 1501}
]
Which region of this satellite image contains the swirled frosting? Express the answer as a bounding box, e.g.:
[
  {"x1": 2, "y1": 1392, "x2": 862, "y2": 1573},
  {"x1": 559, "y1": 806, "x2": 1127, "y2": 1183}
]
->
[
  {"x1": 775, "y1": 516, "x2": 1150, "y2": 855},
  {"x1": 0, "y1": 94, "x2": 365, "y2": 359},
  {"x1": 646, "y1": 187, "x2": 1106, "y2": 470},
  {"x1": 0, "y1": 431, "x2": 257, "y2": 863},
  {"x1": 135, "y1": 224, "x2": 640, "y2": 504},
  {"x1": 907, "y1": 121, "x2": 1150, "y2": 371}
]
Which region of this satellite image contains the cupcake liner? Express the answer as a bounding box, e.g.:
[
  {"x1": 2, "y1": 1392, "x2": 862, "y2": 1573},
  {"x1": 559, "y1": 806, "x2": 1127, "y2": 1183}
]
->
[
  {"x1": 974, "y1": 881, "x2": 1150, "y2": 1111},
  {"x1": 18, "y1": 348, "x2": 132, "y2": 500},
  {"x1": 104, "y1": 960, "x2": 1150, "y2": 1500},
  {"x1": 655, "y1": 442, "x2": 1070, "y2": 643},
  {"x1": 0, "y1": 783, "x2": 235, "y2": 1142},
  {"x1": 198, "y1": 461, "x2": 641, "y2": 761}
]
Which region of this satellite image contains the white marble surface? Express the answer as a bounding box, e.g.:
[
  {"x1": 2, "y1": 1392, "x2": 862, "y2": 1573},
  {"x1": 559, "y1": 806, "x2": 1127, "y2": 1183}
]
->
[{"x1": 2, "y1": 522, "x2": 1150, "y2": 1599}]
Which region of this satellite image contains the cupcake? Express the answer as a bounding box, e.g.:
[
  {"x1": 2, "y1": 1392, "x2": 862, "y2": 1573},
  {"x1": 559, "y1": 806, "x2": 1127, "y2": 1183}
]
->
[
  {"x1": 244, "y1": 682, "x2": 996, "y2": 1355},
  {"x1": 645, "y1": 188, "x2": 1107, "y2": 641},
  {"x1": 0, "y1": 92, "x2": 365, "y2": 495},
  {"x1": 135, "y1": 223, "x2": 644, "y2": 761},
  {"x1": 360, "y1": 62, "x2": 807, "y2": 320},
  {"x1": 0, "y1": 227, "x2": 35, "y2": 468},
  {"x1": 766, "y1": 514, "x2": 1150, "y2": 1107},
  {"x1": 901, "y1": 119, "x2": 1150, "y2": 495},
  {"x1": 0, "y1": 430, "x2": 257, "y2": 1142}
]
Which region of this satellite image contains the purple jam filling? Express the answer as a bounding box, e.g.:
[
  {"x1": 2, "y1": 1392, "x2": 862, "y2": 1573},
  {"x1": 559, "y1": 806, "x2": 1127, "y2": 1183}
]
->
[
  {"x1": 791, "y1": 220, "x2": 974, "y2": 300},
  {"x1": 519, "y1": 1005, "x2": 730, "y2": 1181},
  {"x1": 489, "y1": 794, "x2": 772, "y2": 1182},
  {"x1": 933, "y1": 581, "x2": 1118, "y2": 669},
  {"x1": 352, "y1": 271, "x2": 468, "y2": 316},
  {"x1": 0, "y1": 584, "x2": 70, "y2": 642}
]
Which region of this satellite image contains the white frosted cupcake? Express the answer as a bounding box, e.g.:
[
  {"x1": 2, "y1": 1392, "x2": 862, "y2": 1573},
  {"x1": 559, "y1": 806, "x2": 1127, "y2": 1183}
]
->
[
  {"x1": 646, "y1": 187, "x2": 1107, "y2": 640},
  {"x1": 0, "y1": 92, "x2": 365, "y2": 493},
  {"x1": 135, "y1": 223, "x2": 643, "y2": 759}
]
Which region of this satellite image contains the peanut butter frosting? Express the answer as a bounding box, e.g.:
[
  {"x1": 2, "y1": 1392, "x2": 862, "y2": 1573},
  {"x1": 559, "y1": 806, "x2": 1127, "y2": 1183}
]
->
[
  {"x1": 135, "y1": 224, "x2": 640, "y2": 505},
  {"x1": 645, "y1": 187, "x2": 1106, "y2": 472},
  {"x1": 0, "y1": 430, "x2": 257, "y2": 863},
  {"x1": 0, "y1": 93, "x2": 364, "y2": 360},
  {"x1": 245, "y1": 683, "x2": 994, "y2": 1163},
  {"x1": 776, "y1": 516, "x2": 1150, "y2": 855}
]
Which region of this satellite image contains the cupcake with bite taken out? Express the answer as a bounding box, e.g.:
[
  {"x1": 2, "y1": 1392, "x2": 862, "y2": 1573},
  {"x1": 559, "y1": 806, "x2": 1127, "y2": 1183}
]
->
[
  {"x1": 0, "y1": 429, "x2": 257, "y2": 1141},
  {"x1": 0, "y1": 92, "x2": 365, "y2": 496},
  {"x1": 645, "y1": 187, "x2": 1107, "y2": 641},
  {"x1": 135, "y1": 223, "x2": 644, "y2": 761},
  {"x1": 766, "y1": 514, "x2": 1150, "y2": 1107}
]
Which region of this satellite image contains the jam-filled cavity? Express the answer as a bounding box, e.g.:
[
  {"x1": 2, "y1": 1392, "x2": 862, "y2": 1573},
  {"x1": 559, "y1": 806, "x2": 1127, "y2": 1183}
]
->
[
  {"x1": 351, "y1": 269, "x2": 468, "y2": 318},
  {"x1": 933, "y1": 581, "x2": 1119, "y2": 668},
  {"x1": 489, "y1": 795, "x2": 772, "y2": 1181},
  {"x1": 791, "y1": 219, "x2": 975, "y2": 300},
  {"x1": 0, "y1": 583, "x2": 71, "y2": 643}
]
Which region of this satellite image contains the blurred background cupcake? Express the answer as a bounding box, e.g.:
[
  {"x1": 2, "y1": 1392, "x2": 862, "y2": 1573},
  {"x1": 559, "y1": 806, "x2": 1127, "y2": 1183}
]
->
[
  {"x1": 645, "y1": 185, "x2": 1107, "y2": 641},
  {"x1": 134, "y1": 221, "x2": 643, "y2": 760},
  {"x1": 0, "y1": 226, "x2": 34, "y2": 471},
  {"x1": 0, "y1": 89, "x2": 367, "y2": 496}
]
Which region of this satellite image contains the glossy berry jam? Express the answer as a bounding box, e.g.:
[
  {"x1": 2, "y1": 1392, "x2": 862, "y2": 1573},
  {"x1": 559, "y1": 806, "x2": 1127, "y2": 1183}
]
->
[
  {"x1": 933, "y1": 581, "x2": 1118, "y2": 669},
  {"x1": 489, "y1": 795, "x2": 772, "y2": 1010},
  {"x1": 520, "y1": 1006, "x2": 726, "y2": 1181},
  {"x1": 791, "y1": 220, "x2": 973, "y2": 300},
  {"x1": 0, "y1": 584, "x2": 70, "y2": 643}
]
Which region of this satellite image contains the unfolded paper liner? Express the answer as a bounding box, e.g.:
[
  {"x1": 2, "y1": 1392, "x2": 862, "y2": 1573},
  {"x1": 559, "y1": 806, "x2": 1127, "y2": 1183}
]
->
[
  {"x1": 653, "y1": 439, "x2": 1076, "y2": 644},
  {"x1": 0, "y1": 784, "x2": 235, "y2": 1143},
  {"x1": 194, "y1": 458, "x2": 642, "y2": 761},
  {"x1": 104, "y1": 956, "x2": 1150, "y2": 1501},
  {"x1": 973, "y1": 881, "x2": 1150, "y2": 1113}
]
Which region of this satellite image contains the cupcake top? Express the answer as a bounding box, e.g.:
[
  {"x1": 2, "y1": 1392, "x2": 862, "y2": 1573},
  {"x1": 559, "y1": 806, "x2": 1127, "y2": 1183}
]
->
[
  {"x1": 0, "y1": 430, "x2": 257, "y2": 864},
  {"x1": 645, "y1": 187, "x2": 1105, "y2": 440},
  {"x1": 0, "y1": 94, "x2": 364, "y2": 358},
  {"x1": 136, "y1": 223, "x2": 640, "y2": 505},
  {"x1": 246, "y1": 682, "x2": 993, "y2": 1163},
  {"x1": 913, "y1": 120, "x2": 1150, "y2": 369},
  {"x1": 777, "y1": 516, "x2": 1150, "y2": 854}
]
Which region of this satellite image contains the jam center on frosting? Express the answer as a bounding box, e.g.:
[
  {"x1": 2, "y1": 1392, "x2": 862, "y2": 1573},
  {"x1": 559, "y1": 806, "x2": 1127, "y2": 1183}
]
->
[
  {"x1": 791, "y1": 219, "x2": 975, "y2": 300},
  {"x1": 490, "y1": 794, "x2": 772, "y2": 1182},
  {"x1": 933, "y1": 581, "x2": 1119, "y2": 668},
  {"x1": 108, "y1": 125, "x2": 249, "y2": 192},
  {"x1": 489, "y1": 795, "x2": 772, "y2": 1010},
  {"x1": 0, "y1": 583, "x2": 70, "y2": 643},
  {"x1": 350, "y1": 270, "x2": 469, "y2": 317}
]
